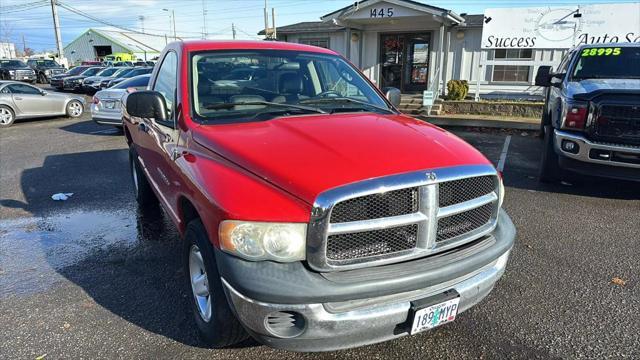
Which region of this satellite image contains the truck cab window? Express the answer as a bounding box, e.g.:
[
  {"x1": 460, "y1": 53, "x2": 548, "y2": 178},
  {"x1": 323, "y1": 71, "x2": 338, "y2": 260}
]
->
[{"x1": 153, "y1": 51, "x2": 178, "y2": 122}]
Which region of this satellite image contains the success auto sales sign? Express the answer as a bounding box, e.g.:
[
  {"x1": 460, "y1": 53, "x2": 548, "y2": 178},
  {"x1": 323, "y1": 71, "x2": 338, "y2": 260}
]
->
[{"x1": 481, "y1": 3, "x2": 640, "y2": 49}]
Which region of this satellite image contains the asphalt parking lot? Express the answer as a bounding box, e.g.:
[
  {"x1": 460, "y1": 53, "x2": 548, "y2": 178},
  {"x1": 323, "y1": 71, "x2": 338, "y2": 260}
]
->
[{"x1": 1, "y1": 111, "x2": 638, "y2": 359}]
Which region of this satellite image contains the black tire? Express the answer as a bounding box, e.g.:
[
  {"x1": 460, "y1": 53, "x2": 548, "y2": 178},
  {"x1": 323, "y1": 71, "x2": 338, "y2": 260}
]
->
[
  {"x1": 0, "y1": 105, "x2": 16, "y2": 127},
  {"x1": 539, "y1": 125, "x2": 562, "y2": 183},
  {"x1": 38, "y1": 73, "x2": 47, "y2": 84},
  {"x1": 129, "y1": 146, "x2": 158, "y2": 208},
  {"x1": 184, "y1": 219, "x2": 248, "y2": 348},
  {"x1": 538, "y1": 109, "x2": 549, "y2": 138}
]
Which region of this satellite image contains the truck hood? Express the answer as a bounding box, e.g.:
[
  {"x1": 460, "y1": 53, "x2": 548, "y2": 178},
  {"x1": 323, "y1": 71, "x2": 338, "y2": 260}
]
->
[
  {"x1": 566, "y1": 79, "x2": 640, "y2": 97},
  {"x1": 192, "y1": 113, "x2": 492, "y2": 204},
  {"x1": 1, "y1": 66, "x2": 32, "y2": 71}
]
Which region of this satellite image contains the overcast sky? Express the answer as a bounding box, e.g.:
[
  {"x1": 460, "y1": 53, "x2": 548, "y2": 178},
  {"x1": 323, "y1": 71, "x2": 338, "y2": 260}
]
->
[{"x1": 0, "y1": 0, "x2": 635, "y2": 52}]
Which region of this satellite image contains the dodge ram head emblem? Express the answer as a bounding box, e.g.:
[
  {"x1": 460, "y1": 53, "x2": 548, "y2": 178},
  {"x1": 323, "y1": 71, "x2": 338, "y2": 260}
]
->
[{"x1": 426, "y1": 172, "x2": 437, "y2": 181}]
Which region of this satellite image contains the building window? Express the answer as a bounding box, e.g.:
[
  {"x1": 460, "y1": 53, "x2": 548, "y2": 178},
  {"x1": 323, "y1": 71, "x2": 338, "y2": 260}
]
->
[
  {"x1": 299, "y1": 38, "x2": 330, "y2": 49},
  {"x1": 494, "y1": 49, "x2": 533, "y2": 60},
  {"x1": 491, "y1": 49, "x2": 534, "y2": 82},
  {"x1": 492, "y1": 65, "x2": 531, "y2": 82}
]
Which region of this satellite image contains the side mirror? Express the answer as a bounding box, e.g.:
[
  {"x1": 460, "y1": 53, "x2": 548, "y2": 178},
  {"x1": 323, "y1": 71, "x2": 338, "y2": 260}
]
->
[
  {"x1": 40, "y1": 90, "x2": 47, "y2": 96},
  {"x1": 125, "y1": 90, "x2": 168, "y2": 122},
  {"x1": 550, "y1": 73, "x2": 566, "y2": 88},
  {"x1": 381, "y1": 87, "x2": 401, "y2": 108},
  {"x1": 534, "y1": 66, "x2": 552, "y2": 87}
]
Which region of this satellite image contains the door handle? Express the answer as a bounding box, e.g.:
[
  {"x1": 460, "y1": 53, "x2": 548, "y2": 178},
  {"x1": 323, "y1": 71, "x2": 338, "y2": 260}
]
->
[
  {"x1": 138, "y1": 122, "x2": 149, "y2": 133},
  {"x1": 14, "y1": 97, "x2": 23, "y2": 100}
]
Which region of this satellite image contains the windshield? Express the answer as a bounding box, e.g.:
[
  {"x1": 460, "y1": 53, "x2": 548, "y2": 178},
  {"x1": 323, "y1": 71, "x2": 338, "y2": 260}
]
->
[
  {"x1": 572, "y1": 46, "x2": 640, "y2": 80},
  {"x1": 112, "y1": 68, "x2": 133, "y2": 77},
  {"x1": 0, "y1": 60, "x2": 27, "y2": 68},
  {"x1": 68, "y1": 66, "x2": 89, "y2": 75},
  {"x1": 96, "y1": 68, "x2": 119, "y2": 77},
  {"x1": 35, "y1": 60, "x2": 59, "y2": 67},
  {"x1": 124, "y1": 68, "x2": 152, "y2": 77},
  {"x1": 112, "y1": 74, "x2": 150, "y2": 89},
  {"x1": 192, "y1": 50, "x2": 390, "y2": 122},
  {"x1": 81, "y1": 67, "x2": 102, "y2": 76}
]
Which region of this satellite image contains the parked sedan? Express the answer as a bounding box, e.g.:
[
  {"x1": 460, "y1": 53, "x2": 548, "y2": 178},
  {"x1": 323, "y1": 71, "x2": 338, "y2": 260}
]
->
[
  {"x1": 106, "y1": 67, "x2": 153, "y2": 88},
  {"x1": 91, "y1": 74, "x2": 150, "y2": 127},
  {"x1": 0, "y1": 81, "x2": 85, "y2": 127},
  {"x1": 54, "y1": 66, "x2": 104, "y2": 92},
  {"x1": 82, "y1": 67, "x2": 128, "y2": 94},
  {"x1": 97, "y1": 67, "x2": 133, "y2": 89},
  {"x1": 49, "y1": 65, "x2": 92, "y2": 88}
]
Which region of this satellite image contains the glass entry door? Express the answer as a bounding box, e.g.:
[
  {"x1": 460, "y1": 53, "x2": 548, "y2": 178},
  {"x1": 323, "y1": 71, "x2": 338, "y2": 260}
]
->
[{"x1": 379, "y1": 33, "x2": 430, "y2": 93}]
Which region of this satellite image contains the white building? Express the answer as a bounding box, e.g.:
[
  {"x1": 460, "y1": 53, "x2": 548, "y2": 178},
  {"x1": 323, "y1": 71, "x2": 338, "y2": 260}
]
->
[
  {"x1": 64, "y1": 28, "x2": 180, "y2": 65},
  {"x1": 0, "y1": 42, "x2": 17, "y2": 59},
  {"x1": 260, "y1": 0, "x2": 640, "y2": 98}
]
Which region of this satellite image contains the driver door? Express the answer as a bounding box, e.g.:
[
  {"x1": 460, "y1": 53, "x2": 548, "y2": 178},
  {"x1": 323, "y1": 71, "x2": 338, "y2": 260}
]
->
[
  {"x1": 7, "y1": 84, "x2": 51, "y2": 115},
  {"x1": 132, "y1": 51, "x2": 182, "y2": 215}
]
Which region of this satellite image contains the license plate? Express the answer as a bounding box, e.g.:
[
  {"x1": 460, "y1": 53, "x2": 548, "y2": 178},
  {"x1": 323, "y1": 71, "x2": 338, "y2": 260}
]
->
[
  {"x1": 104, "y1": 101, "x2": 115, "y2": 109},
  {"x1": 410, "y1": 294, "x2": 460, "y2": 335},
  {"x1": 22, "y1": 76, "x2": 30, "y2": 80}
]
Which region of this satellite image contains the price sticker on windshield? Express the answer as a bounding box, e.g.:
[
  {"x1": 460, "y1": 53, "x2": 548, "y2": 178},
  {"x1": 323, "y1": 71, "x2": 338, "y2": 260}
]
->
[{"x1": 581, "y1": 47, "x2": 622, "y2": 57}]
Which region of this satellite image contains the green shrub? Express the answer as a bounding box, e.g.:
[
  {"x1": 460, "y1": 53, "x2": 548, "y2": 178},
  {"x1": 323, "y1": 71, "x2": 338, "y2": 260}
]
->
[{"x1": 446, "y1": 80, "x2": 469, "y2": 100}]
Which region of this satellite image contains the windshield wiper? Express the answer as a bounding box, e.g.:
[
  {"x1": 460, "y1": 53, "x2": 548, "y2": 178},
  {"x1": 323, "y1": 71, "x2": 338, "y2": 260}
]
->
[
  {"x1": 204, "y1": 101, "x2": 326, "y2": 114},
  {"x1": 300, "y1": 97, "x2": 394, "y2": 114}
]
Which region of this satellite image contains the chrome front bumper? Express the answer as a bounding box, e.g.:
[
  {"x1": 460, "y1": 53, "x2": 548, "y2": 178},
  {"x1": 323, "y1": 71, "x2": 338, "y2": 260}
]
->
[
  {"x1": 222, "y1": 249, "x2": 511, "y2": 352},
  {"x1": 555, "y1": 130, "x2": 640, "y2": 169}
]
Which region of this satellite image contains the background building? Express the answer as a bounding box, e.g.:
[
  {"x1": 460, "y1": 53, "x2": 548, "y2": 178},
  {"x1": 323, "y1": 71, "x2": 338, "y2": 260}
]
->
[
  {"x1": 0, "y1": 42, "x2": 17, "y2": 59},
  {"x1": 64, "y1": 28, "x2": 179, "y2": 65},
  {"x1": 260, "y1": 0, "x2": 640, "y2": 98}
]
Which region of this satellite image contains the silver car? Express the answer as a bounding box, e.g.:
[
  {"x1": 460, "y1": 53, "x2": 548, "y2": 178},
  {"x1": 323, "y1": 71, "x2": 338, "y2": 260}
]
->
[
  {"x1": 0, "y1": 81, "x2": 85, "y2": 127},
  {"x1": 91, "y1": 74, "x2": 150, "y2": 127}
]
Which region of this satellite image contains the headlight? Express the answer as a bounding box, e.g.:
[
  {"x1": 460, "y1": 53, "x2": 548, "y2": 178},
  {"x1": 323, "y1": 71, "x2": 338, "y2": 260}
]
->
[
  {"x1": 9, "y1": 70, "x2": 15, "y2": 75},
  {"x1": 45, "y1": 69, "x2": 52, "y2": 74},
  {"x1": 219, "y1": 221, "x2": 306, "y2": 262}
]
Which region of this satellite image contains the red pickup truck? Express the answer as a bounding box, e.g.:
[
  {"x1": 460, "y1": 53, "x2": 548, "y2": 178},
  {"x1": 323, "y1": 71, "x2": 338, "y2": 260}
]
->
[{"x1": 123, "y1": 40, "x2": 516, "y2": 351}]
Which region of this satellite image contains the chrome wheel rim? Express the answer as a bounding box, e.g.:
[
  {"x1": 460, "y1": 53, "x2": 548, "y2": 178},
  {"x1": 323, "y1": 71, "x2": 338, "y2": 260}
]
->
[
  {"x1": 0, "y1": 108, "x2": 12, "y2": 125},
  {"x1": 68, "y1": 101, "x2": 83, "y2": 117},
  {"x1": 189, "y1": 245, "x2": 212, "y2": 322},
  {"x1": 131, "y1": 157, "x2": 139, "y2": 193}
]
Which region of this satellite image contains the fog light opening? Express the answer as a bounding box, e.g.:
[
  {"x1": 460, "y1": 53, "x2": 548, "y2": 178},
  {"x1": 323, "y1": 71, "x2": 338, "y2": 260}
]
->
[
  {"x1": 561, "y1": 140, "x2": 579, "y2": 154},
  {"x1": 264, "y1": 311, "x2": 306, "y2": 338}
]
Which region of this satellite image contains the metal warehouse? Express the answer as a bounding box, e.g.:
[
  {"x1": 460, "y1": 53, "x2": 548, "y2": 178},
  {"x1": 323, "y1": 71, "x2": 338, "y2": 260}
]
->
[
  {"x1": 260, "y1": 0, "x2": 640, "y2": 98},
  {"x1": 63, "y1": 28, "x2": 179, "y2": 65}
]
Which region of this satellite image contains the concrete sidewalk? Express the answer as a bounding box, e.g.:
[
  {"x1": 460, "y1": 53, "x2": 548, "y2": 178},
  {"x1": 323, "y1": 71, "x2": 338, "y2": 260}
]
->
[{"x1": 417, "y1": 114, "x2": 540, "y2": 131}]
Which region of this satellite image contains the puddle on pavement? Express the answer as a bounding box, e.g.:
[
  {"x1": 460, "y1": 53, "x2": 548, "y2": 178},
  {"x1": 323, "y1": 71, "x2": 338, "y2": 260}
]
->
[{"x1": 0, "y1": 206, "x2": 179, "y2": 297}]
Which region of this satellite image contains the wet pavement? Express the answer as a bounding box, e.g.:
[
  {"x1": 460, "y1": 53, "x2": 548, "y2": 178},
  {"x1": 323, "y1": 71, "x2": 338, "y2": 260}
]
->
[{"x1": 1, "y1": 115, "x2": 639, "y2": 359}]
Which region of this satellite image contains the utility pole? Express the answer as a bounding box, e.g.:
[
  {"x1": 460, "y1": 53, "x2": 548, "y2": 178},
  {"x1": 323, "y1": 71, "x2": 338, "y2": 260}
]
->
[
  {"x1": 139, "y1": 15, "x2": 145, "y2": 33},
  {"x1": 264, "y1": 0, "x2": 270, "y2": 39},
  {"x1": 232, "y1": 23, "x2": 236, "y2": 40},
  {"x1": 50, "y1": 0, "x2": 64, "y2": 64},
  {"x1": 201, "y1": 0, "x2": 208, "y2": 39},
  {"x1": 271, "y1": 7, "x2": 276, "y2": 39},
  {"x1": 172, "y1": 9, "x2": 176, "y2": 41},
  {"x1": 22, "y1": 34, "x2": 26, "y2": 55}
]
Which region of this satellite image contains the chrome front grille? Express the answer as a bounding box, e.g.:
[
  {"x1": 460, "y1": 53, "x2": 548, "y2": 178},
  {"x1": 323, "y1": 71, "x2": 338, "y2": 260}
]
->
[
  {"x1": 437, "y1": 203, "x2": 494, "y2": 242},
  {"x1": 330, "y1": 187, "x2": 419, "y2": 223},
  {"x1": 307, "y1": 165, "x2": 501, "y2": 272},
  {"x1": 327, "y1": 224, "x2": 419, "y2": 261}
]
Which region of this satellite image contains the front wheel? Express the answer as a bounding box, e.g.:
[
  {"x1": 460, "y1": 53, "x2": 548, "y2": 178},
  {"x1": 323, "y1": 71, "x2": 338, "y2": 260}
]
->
[
  {"x1": 0, "y1": 105, "x2": 15, "y2": 127},
  {"x1": 129, "y1": 146, "x2": 158, "y2": 208},
  {"x1": 539, "y1": 125, "x2": 562, "y2": 183},
  {"x1": 66, "y1": 100, "x2": 84, "y2": 118},
  {"x1": 184, "y1": 219, "x2": 248, "y2": 348},
  {"x1": 38, "y1": 73, "x2": 47, "y2": 84}
]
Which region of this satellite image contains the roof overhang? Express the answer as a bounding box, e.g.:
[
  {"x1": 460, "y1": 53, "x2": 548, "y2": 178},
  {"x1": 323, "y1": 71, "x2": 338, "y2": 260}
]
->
[{"x1": 321, "y1": 0, "x2": 464, "y2": 25}]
